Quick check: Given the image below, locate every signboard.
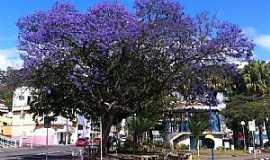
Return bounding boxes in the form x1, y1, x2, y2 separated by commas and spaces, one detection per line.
248, 120, 256, 132
44, 116, 51, 128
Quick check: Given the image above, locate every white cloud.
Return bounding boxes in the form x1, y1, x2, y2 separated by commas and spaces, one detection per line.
243, 27, 270, 51
0, 48, 23, 70
255, 35, 270, 50
243, 27, 257, 39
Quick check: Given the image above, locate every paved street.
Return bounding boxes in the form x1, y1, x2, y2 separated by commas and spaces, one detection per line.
0, 145, 82, 160
198, 154, 270, 160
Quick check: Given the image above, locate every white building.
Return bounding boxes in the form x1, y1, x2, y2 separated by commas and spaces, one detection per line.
11, 87, 77, 146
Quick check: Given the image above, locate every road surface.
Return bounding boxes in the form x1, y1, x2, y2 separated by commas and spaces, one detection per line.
0, 145, 81, 160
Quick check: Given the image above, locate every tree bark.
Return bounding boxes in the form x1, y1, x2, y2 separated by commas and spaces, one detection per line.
101, 112, 115, 155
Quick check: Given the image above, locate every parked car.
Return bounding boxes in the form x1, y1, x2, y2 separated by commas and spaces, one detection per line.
119, 135, 127, 142
75, 138, 89, 147
89, 137, 101, 145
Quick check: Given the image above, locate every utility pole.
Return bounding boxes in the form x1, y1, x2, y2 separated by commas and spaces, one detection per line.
241, 121, 246, 150
207, 94, 215, 160
44, 116, 51, 160
252, 130, 256, 158
248, 120, 256, 159
100, 117, 103, 160
46, 127, 48, 160
66, 118, 69, 145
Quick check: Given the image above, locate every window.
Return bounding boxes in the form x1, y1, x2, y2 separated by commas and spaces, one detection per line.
19, 96, 24, 100
78, 124, 83, 130
27, 96, 31, 105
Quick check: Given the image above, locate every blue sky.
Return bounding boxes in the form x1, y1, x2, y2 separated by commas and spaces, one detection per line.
0, 0, 269, 70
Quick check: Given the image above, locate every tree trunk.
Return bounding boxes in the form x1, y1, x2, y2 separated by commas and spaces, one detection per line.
244, 126, 248, 150
101, 112, 114, 155
258, 123, 264, 148
133, 128, 138, 153
265, 120, 270, 144
148, 129, 153, 142
233, 130, 237, 147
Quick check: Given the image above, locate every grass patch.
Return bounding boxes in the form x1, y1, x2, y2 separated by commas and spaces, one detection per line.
191, 149, 249, 160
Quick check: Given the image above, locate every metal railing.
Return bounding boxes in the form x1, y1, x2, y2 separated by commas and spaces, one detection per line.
0, 135, 17, 148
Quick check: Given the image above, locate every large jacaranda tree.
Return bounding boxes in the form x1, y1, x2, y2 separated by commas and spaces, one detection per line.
17, 0, 254, 153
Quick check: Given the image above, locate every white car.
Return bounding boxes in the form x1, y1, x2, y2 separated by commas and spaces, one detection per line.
119, 135, 127, 142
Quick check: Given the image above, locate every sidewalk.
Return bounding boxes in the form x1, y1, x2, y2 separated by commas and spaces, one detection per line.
198, 153, 270, 160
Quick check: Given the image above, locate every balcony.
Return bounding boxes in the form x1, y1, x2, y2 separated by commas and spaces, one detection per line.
12, 105, 30, 112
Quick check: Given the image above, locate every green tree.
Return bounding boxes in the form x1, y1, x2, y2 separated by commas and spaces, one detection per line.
242, 60, 270, 95
0, 68, 24, 110
128, 113, 157, 143
189, 116, 208, 157
127, 105, 162, 152
223, 61, 270, 148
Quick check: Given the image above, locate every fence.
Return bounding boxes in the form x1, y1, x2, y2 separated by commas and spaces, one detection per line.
0, 135, 17, 148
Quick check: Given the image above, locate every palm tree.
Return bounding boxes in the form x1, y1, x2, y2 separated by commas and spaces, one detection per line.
127, 109, 161, 152
128, 115, 156, 143
241, 60, 270, 148
189, 116, 208, 158
242, 60, 269, 96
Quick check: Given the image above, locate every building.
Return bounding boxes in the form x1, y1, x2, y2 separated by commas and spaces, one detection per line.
0, 99, 8, 114
0, 99, 12, 137
11, 87, 76, 146
162, 93, 231, 149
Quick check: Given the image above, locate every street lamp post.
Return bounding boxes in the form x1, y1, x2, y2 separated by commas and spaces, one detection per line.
100, 117, 103, 160
44, 116, 51, 160
240, 121, 246, 151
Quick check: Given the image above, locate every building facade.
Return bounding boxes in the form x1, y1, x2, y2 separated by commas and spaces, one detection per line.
0, 99, 12, 136
162, 93, 230, 149
11, 87, 76, 146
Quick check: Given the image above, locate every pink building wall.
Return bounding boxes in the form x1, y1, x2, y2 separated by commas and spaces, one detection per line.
13, 135, 56, 146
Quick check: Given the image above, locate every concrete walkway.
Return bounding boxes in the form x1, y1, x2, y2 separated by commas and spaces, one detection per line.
198, 153, 270, 160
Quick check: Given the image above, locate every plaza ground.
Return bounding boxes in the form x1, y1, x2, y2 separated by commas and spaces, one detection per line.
2, 146, 270, 160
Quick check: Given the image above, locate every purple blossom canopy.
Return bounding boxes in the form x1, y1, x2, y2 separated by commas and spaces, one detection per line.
17, 0, 255, 110
18, 2, 138, 69
18, 1, 255, 153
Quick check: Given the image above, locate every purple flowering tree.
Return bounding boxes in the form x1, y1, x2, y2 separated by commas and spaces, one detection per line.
17, 0, 254, 153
